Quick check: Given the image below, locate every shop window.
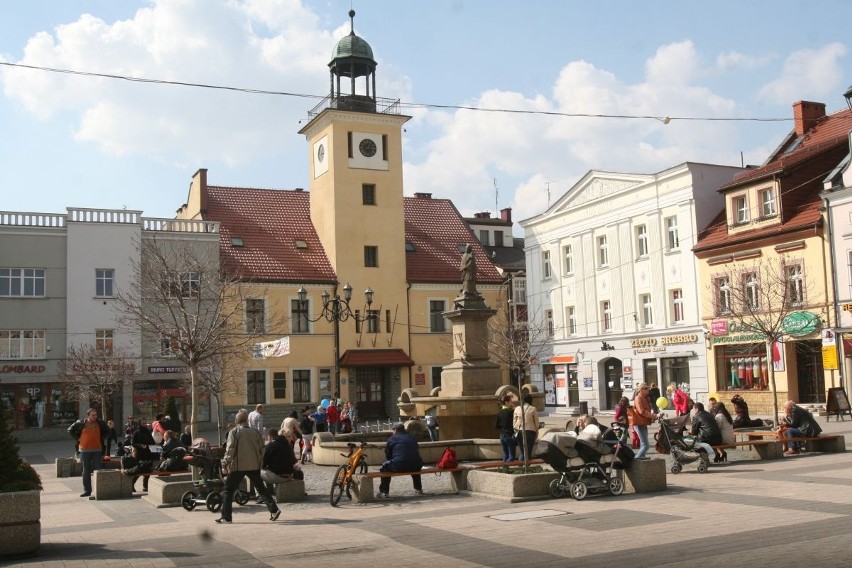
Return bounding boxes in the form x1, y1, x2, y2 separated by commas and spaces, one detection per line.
714, 344, 769, 391
661, 357, 690, 394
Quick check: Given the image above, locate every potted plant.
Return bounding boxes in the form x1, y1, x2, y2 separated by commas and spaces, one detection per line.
0, 401, 43, 558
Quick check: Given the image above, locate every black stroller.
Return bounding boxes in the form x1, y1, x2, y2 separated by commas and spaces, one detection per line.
534, 423, 632, 501
180, 439, 251, 512
654, 415, 710, 474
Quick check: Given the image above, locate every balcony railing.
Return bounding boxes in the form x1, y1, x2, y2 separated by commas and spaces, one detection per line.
68, 207, 141, 224
307, 95, 402, 119
0, 211, 66, 227
143, 218, 220, 233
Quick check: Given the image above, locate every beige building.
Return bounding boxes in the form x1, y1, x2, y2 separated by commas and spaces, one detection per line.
695, 100, 852, 414
176, 13, 503, 421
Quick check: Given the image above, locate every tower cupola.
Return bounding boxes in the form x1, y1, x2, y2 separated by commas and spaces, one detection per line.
328, 10, 377, 113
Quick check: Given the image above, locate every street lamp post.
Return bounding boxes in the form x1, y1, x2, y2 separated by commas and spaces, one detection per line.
297, 283, 374, 396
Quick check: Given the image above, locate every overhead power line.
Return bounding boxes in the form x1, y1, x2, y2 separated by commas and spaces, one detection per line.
0, 60, 795, 124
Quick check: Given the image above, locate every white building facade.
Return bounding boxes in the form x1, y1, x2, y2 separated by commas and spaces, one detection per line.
521, 163, 743, 412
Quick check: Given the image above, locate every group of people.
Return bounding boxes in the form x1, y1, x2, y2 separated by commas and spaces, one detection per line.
302, 398, 359, 435
494, 393, 541, 463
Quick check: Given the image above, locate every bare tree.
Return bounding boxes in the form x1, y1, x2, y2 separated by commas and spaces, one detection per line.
115, 234, 278, 439
193, 352, 244, 445
58, 344, 137, 417
486, 305, 552, 468
710, 256, 823, 422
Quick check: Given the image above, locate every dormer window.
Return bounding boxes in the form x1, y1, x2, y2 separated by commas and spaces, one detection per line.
734, 195, 749, 225
295, 240, 308, 249
760, 188, 777, 218
405, 242, 416, 252
230, 237, 244, 247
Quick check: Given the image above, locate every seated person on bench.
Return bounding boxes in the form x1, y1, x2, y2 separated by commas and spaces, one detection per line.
259, 428, 301, 504
781, 400, 822, 455
689, 402, 722, 461
378, 422, 424, 499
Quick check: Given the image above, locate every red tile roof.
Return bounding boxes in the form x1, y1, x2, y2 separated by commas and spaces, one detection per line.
206, 186, 337, 283
404, 196, 503, 284
339, 349, 414, 367
694, 111, 850, 255
203, 185, 503, 285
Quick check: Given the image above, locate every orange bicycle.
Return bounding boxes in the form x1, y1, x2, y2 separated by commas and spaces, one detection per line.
330, 440, 371, 506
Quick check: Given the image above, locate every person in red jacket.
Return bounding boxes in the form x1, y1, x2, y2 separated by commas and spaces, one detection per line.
667, 384, 690, 416
326, 400, 341, 435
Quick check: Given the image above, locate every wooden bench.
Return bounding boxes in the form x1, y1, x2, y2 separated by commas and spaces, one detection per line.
712, 433, 845, 460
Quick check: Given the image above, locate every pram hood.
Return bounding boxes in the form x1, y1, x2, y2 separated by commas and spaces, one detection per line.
534, 432, 581, 457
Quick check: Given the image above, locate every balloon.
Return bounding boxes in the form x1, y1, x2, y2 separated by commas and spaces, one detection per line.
656, 397, 669, 410
321, 398, 330, 409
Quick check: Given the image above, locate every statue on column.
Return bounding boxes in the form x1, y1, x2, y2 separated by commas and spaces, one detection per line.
460, 244, 478, 296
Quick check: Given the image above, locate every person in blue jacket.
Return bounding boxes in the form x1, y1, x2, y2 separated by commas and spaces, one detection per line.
378, 422, 424, 499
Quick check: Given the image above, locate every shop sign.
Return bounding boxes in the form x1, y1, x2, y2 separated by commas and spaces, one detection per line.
782, 311, 820, 337
711, 333, 764, 345
842, 303, 852, 312
148, 366, 188, 374
74, 363, 135, 373
660, 334, 698, 345
0, 364, 47, 374
711, 319, 728, 336
823, 345, 838, 370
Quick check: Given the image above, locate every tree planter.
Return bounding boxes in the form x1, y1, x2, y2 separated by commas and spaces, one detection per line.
0, 490, 40, 557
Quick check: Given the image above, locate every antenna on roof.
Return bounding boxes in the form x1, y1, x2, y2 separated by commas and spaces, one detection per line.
493, 178, 499, 215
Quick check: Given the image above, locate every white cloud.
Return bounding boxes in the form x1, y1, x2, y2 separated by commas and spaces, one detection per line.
758, 43, 848, 104
406, 40, 745, 226
715, 50, 773, 71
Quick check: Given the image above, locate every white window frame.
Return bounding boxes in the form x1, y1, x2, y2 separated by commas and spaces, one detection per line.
542, 250, 552, 279
786, 264, 804, 306
602, 301, 612, 332
0, 268, 46, 297
598, 236, 609, 267
716, 277, 731, 315
671, 289, 684, 324
95, 329, 114, 355
641, 294, 654, 328
666, 217, 680, 251
0, 330, 46, 359
545, 309, 554, 337
636, 224, 649, 258
745, 272, 760, 310
760, 188, 777, 218
95, 269, 114, 298
563, 244, 574, 275
566, 306, 577, 336
848, 250, 852, 298
734, 195, 749, 224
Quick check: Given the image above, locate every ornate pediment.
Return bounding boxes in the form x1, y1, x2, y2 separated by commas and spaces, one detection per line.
568, 177, 641, 207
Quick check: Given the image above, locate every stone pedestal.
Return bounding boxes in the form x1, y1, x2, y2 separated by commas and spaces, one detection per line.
623, 459, 667, 493
93, 469, 135, 500
144, 474, 194, 508
810, 435, 846, 452
463, 469, 559, 502
0, 491, 40, 557
55, 457, 82, 478
274, 479, 306, 502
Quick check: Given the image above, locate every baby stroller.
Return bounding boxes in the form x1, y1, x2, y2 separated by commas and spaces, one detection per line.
180, 438, 251, 512
654, 415, 710, 474
534, 423, 631, 501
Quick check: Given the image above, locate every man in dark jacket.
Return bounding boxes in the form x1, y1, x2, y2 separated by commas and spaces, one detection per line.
259, 428, 299, 502
495, 396, 516, 463
690, 402, 722, 459
67, 408, 109, 497
783, 400, 822, 454
130, 418, 157, 491
378, 422, 424, 499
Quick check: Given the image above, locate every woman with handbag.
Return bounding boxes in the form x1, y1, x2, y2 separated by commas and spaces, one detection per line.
629, 383, 659, 459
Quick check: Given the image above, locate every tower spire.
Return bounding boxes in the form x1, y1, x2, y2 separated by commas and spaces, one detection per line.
349, 9, 356, 35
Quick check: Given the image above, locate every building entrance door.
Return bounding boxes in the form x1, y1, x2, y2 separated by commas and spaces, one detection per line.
354, 366, 385, 419
602, 358, 623, 410
567, 368, 579, 406
796, 340, 825, 403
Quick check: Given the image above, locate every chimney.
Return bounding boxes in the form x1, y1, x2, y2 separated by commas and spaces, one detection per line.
793, 101, 826, 136
500, 207, 512, 223
474, 212, 491, 219
414, 192, 432, 199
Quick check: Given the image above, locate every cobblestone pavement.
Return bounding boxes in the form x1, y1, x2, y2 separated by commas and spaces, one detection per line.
9, 417, 852, 568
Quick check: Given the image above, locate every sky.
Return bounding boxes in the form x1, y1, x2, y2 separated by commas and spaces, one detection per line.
2, 0, 852, 231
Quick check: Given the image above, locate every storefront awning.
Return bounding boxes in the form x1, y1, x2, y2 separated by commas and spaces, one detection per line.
339, 349, 415, 367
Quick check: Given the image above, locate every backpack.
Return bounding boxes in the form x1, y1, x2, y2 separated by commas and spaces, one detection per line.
436, 447, 458, 470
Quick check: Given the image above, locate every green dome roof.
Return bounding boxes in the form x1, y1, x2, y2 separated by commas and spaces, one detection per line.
331, 32, 375, 62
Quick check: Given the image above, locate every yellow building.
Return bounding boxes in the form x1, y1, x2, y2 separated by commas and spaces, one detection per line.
694, 101, 851, 415
176, 12, 503, 422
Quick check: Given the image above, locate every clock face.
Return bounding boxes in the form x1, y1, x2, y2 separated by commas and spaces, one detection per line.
359, 138, 377, 158
317, 143, 325, 163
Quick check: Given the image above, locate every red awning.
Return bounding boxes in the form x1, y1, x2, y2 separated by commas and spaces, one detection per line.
339, 349, 415, 367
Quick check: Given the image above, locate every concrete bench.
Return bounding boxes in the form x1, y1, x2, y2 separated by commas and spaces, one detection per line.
92, 469, 136, 500
712, 440, 785, 460
352, 467, 465, 503
274, 479, 306, 502
55, 457, 82, 478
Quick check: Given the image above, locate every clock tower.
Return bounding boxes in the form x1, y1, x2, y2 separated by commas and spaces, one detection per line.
298, 10, 412, 405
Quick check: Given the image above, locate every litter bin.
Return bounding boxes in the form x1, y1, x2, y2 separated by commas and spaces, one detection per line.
578, 401, 588, 415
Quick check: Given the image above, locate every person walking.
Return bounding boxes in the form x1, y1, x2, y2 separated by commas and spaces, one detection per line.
216, 410, 280, 524
513, 394, 540, 461
629, 383, 660, 459
67, 408, 108, 497
495, 396, 516, 463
